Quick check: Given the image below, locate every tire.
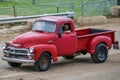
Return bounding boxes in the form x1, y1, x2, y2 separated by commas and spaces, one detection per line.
91, 43, 108, 63
63, 55, 75, 59
8, 62, 22, 67
35, 52, 51, 71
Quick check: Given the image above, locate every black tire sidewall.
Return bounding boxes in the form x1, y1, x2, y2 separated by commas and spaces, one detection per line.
91, 43, 108, 63
35, 52, 51, 71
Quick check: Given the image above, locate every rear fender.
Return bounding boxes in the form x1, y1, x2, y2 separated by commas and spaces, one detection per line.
33, 44, 57, 62
87, 36, 112, 54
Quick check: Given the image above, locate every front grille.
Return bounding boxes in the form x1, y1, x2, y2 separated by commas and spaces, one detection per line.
3, 47, 34, 60
7, 54, 29, 59
5, 47, 28, 54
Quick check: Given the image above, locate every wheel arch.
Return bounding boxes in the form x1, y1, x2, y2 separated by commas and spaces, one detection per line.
91, 43, 108, 63
87, 36, 112, 54
33, 44, 58, 62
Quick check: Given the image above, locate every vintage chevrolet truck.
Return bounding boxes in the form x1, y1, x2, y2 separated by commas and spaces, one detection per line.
2, 16, 119, 71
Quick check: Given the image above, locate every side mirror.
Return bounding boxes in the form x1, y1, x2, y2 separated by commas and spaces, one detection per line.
58, 26, 63, 38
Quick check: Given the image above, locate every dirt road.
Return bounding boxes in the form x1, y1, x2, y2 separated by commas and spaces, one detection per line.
0, 18, 120, 80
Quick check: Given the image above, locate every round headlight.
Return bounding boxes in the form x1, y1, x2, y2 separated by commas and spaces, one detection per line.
29, 47, 34, 53
2, 43, 8, 50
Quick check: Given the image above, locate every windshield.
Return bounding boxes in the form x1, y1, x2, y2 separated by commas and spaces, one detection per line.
32, 21, 56, 33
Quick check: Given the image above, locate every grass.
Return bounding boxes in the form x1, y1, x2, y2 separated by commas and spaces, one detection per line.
0, 0, 75, 6
0, 2, 29, 7
0, 0, 82, 18
0, 1, 74, 15
0, 0, 117, 19
0, 1, 30, 15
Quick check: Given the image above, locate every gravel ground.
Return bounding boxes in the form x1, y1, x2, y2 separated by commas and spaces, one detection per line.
0, 18, 120, 80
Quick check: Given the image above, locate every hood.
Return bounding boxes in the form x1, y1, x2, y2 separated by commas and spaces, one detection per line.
12, 31, 55, 48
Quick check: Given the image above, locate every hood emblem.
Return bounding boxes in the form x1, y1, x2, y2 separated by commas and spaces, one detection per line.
12, 44, 21, 47
47, 40, 53, 43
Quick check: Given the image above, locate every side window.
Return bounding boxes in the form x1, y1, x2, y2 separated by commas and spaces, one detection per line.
60, 23, 72, 33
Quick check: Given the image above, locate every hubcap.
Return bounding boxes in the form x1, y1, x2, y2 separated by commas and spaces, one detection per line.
97, 47, 106, 61
40, 56, 48, 67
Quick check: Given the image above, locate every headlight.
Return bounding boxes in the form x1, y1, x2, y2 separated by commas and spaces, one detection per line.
29, 47, 34, 53
2, 43, 8, 50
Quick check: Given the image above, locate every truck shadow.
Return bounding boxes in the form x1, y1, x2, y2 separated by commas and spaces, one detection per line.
6, 56, 93, 72
6, 64, 35, 72
51, 57, 92, 68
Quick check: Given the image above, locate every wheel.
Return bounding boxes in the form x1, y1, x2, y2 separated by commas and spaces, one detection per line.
35, 52, 51, 71
91, 43, 108, 63
63, 55, 75, 59
8, 62, 22, 67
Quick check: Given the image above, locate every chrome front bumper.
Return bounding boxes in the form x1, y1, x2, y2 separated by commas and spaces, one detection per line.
2, 47, 35, 63
2, 57, 35, 63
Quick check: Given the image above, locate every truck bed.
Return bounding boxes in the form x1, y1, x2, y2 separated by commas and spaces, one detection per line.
76, 28, 111, 37
76, 28, 115, 51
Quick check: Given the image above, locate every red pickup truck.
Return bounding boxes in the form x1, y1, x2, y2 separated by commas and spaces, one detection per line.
2, 16, 119, 71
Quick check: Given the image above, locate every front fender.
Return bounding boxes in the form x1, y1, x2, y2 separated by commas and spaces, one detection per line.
33, 44, 57, 62
87, 36, 112, 54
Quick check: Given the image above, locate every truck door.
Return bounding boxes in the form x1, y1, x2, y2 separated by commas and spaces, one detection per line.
57, 23, 77, 56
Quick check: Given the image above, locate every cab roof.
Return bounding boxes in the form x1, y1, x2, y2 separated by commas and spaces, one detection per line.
36, 16, 72, 23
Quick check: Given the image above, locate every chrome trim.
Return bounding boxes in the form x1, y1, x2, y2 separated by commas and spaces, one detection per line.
7, 47, 29, 51
2, 57, 35, 63
3, 47, 29, 55
12, 44, 21, 47
3, 47, 35, 63
3, 50, 29, 55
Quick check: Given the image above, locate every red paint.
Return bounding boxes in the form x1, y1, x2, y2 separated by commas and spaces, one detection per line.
7, 16, 115, 62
